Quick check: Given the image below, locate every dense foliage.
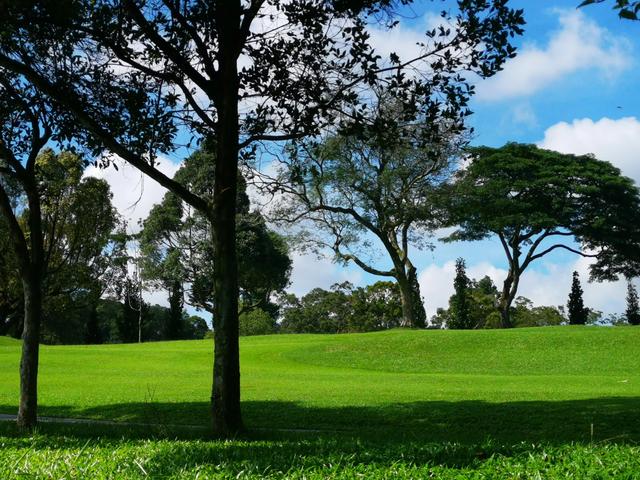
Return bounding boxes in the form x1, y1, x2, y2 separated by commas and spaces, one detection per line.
567, 271, 589, 325
139, 146, 292, 323
433, 273, 565, 329
279, 281, 403, 334
440, 143, 640, 327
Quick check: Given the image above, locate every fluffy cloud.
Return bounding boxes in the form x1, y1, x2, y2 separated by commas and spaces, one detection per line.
419, 257, 631, 319
538, 116, 640, 183
476, 10, 630, 102
287, 252, 364, 297
84, 155, 181, 233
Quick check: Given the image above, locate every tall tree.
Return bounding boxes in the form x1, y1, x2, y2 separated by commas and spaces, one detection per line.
567, 271, 588, 325
267, 94, 470, 328
0, 0, 524, 434
440, 143, 640, 328
449, 258, 472, 329
625, 280, 640, 325
0, 72, 94, 428
139, 146, 292, 324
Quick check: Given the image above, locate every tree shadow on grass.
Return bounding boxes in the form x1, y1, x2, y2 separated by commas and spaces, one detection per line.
1, 396, 639, 444
1, 398, 640, 476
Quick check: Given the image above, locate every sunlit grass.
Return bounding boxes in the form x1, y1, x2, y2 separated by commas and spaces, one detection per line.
1, 326, 639, 478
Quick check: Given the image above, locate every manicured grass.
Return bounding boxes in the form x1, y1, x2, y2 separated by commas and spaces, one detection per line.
1, 327, 640, 478
2, 426, 640, 479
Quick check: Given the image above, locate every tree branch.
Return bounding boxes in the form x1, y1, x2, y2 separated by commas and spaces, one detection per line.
337, 252, 395, 277
528, 243, 598, 263
123, 0, 213, 96
0, 181, 29, 272
0, 54, 211, 214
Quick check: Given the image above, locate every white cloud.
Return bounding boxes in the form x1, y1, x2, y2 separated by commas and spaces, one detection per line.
84, 155, 181, 233
287, 252, 363, 297
510, 102, 538, 128
476, 9, 631, 102
538, 116, 640, 184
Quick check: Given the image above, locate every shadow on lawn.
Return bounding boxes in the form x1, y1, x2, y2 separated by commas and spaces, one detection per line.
1, 398, 640, 475
1, 396, 639, 444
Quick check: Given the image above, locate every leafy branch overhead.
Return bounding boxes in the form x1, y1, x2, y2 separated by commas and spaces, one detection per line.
578, 0, 640, 20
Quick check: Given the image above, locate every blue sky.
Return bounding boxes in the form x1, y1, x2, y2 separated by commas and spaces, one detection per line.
87, 1, 640, 320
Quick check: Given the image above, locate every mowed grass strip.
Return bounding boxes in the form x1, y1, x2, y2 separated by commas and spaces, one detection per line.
1, 327, 640, 442
2, 327, 640, 478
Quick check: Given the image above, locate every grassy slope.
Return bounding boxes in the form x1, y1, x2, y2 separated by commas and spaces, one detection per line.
1, 327, 639, 440
2, 327, 640, 478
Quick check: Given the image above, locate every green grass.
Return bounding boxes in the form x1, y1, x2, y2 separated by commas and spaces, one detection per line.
1, 327, 640, 478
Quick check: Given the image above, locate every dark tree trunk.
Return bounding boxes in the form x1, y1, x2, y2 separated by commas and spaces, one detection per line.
498, 270, 518, 328
85, 301, 102, 344
16, 269, 41, 430
167, 279, 184, 340
210, 0, 243, 436
397, 267, 426, 329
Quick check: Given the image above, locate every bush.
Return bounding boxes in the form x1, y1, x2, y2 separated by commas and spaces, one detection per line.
239, 308, 275, 336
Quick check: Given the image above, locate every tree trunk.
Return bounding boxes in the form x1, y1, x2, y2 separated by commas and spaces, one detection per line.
85, 301, 102, 344
397, 267, 426, 329
210, 0, 243, 436
498, 270, 518, 328
167, 279, 184, 340
16, 269, 41, 430
210, 176, 243, 435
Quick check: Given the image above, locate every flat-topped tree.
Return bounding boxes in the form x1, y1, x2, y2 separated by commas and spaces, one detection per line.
0, 0, 524, 433
440, 143, 640, 328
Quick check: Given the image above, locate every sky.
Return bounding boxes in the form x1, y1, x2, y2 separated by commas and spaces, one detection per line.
87, 1, 640, 320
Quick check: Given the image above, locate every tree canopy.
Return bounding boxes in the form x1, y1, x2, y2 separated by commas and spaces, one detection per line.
139, 146, 292, 322
440, 143, 640, 327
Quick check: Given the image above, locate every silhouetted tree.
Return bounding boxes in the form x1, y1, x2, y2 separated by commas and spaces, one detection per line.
625, 280, 640, 325
449, 258, 472, 329
567, 271, 589, 325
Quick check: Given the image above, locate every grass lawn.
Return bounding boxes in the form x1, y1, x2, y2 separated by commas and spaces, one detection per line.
1, 327, 640, 478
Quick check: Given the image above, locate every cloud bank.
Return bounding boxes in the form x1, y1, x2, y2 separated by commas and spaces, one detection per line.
477, 10, 630, 102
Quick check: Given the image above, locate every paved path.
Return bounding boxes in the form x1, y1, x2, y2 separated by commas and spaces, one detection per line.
0, 413, 331, 434
0, 413, 206, 430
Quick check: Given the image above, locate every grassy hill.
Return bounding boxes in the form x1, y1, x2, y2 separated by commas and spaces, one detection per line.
2, 327, 640, 478
1, 327, 639, 441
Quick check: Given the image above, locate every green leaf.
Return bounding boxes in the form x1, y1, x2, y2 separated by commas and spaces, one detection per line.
577, 0, 603, 7
619, 8, 639, 19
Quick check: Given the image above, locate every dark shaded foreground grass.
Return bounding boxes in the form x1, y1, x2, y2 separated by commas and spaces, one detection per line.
2, 397, 640, 479
1, 421, 639, 479
2, 397, 640, 443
